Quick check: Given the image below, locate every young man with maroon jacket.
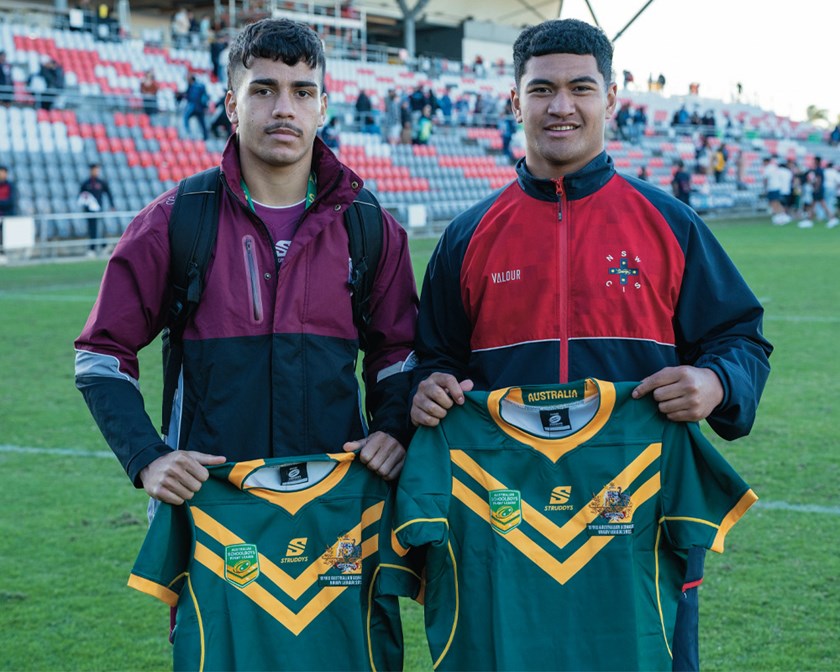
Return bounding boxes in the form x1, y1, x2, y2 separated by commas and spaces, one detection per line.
410, 19, 772, 442
75, 19, 418, 504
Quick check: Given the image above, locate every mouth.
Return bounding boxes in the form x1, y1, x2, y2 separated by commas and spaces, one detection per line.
265, 124, 301, 137
545, 123, 579, 133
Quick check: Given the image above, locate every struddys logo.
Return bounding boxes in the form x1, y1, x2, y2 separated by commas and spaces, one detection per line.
224, 543, 260, 587
605, 250, 641, 292
586, 483, 635, 536
318, 535, 363, 587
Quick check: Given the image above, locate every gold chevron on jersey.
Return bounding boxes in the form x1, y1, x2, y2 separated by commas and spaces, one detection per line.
450, 445, 662, 584
189, 501, 383, 635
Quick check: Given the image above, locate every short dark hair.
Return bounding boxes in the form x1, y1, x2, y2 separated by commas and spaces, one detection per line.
227, 18, 326, 92
513, 19, 613, 88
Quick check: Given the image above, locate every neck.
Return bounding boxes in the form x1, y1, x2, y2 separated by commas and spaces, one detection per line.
240, 154, 313, 207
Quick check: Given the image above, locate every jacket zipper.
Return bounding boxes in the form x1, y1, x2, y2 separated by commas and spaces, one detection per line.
243, 236, 264, 322
554, 177, 569, 383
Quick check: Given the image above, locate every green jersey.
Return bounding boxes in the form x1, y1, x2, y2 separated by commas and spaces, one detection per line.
129, 452, 418, 671
394, 379, 757, 671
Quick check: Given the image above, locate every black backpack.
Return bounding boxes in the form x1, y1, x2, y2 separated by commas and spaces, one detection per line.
161, 166, 383, 435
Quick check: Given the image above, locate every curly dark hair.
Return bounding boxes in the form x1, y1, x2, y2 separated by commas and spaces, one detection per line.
513, 19, 613, 88
227, 18, 326, 92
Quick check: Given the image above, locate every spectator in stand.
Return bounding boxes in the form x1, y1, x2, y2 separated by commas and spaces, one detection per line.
473, 93, 486, 126
454, 94, 470, 126
472, 55, 485, 77
672, 104, 690, 128
631, 105, 647, 143
180, 74, 209, 140
637, 165, 649, 181
671, 159, 692, 206
354, 89, 375, 132
171, 8, 190, 48
615, 102, 631, 141
139, 70, 159, 117
320, 116, 341, 150
734, 149, 747, 190
829, 124, 840, 147
695, 135, 711, 176
438, 87, 453, 126
78, 163, 114, 255
399, 98, 413, 144
499, 99, 517, 164
0, 51, 12, 104
32, 57, 65, 111
383, 89, 402, 144
413, 104, 433, 145
713, 143, 729, 183
209, 19, 229, 81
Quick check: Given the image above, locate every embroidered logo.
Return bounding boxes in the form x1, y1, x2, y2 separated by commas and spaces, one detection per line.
489, 489, 522, 534
586, 483, 635, 536
224, 543, 260, 587
318, 535, 363, 587
606, 250, 641, 292
281, 537, 310, 564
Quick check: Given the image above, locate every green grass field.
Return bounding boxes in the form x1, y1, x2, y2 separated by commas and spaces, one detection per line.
1, 218, 838, 670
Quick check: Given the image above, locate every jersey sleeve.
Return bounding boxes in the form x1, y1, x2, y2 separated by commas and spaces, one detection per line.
394, 424, 453, 551
127, 503, 192, 607
659, 421, 758, 554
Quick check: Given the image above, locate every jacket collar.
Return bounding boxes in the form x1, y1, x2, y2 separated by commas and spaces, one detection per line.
219, 135, 364, 208
515, 151, 615, 202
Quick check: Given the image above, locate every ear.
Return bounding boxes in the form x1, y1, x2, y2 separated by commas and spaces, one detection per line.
605, 82, 618, 120
318, 91, 328, 128
225, 90, 237, 125
511, 87, 523, 124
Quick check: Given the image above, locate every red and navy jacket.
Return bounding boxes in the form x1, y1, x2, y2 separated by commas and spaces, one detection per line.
75, 137, 418, 486
414, 152, 772, 440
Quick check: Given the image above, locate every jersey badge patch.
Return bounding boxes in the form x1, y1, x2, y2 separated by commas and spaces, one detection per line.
318, 535, 363, 587
489, 489, 522, 534
224, 543, 260, 587
605, 250, 642, 293
587, 483, 635, 536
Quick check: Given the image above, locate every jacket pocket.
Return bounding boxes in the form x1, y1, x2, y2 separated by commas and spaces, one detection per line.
242, 235, 264, 323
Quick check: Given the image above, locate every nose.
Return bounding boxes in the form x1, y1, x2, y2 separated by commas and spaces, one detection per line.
547, 90, 575, 117
272, 90, 295, 117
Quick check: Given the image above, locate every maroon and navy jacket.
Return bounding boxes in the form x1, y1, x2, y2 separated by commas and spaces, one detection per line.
414, 152, 772, 440
75, 137, 418, 486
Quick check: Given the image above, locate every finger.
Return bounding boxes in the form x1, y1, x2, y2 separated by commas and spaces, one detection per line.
410, 407, 442, 428
459, 379, 475, 393
377, 450, 406, 481
189, 451, 228, 465
343, 439, 365, 452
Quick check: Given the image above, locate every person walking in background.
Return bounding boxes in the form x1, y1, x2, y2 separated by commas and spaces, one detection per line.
78, 163, 113, 255
139, 70, 159, 117
713, 143, 729, 183
180, 74, 209, 140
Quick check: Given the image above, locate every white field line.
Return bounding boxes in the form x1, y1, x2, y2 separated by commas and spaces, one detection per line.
1, 444, 838, 515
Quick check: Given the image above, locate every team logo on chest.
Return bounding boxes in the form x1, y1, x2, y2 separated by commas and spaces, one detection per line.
224, 543, 260, 587
605, 250, 642, 292
489, 489, 522, 534
318, 535, 363, 587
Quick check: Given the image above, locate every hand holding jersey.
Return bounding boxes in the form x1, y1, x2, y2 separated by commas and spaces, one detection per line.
343, 430, 407, 480
139, 450, 227, 505
413, 366, 724, 429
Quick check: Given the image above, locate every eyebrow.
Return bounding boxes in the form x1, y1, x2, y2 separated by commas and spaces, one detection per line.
525, 75, 600, 88
248, 78, 320, 89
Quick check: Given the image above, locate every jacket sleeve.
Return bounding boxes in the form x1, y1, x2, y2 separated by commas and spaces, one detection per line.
412, 225, 474, 386
361, 208, 419, 446
74, 199, 175, 485
675, 215, 773, 440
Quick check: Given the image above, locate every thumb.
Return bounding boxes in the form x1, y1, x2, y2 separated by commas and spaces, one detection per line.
343, 439, 366, 452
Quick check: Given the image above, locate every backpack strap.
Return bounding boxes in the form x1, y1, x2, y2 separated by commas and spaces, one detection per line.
344, 187, 383, 353
161, 166, 221, 435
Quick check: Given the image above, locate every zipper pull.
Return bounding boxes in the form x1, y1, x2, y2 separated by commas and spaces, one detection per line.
553, 177, 564, 221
